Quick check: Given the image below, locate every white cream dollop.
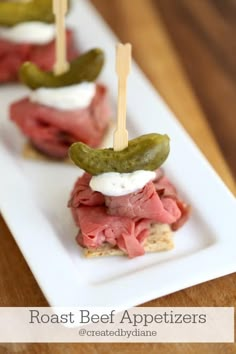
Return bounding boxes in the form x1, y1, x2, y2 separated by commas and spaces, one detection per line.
0, 21, 55, 44
29, 82, 96, 110
89, 170, 156, 197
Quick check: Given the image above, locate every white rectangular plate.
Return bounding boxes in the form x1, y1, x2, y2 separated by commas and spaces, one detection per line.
0, 0, 235, 308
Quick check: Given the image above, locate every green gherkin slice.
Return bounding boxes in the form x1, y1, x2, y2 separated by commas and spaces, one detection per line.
0, 0, 54, 27
19, 49, 105, 89
69, 133, 170, 175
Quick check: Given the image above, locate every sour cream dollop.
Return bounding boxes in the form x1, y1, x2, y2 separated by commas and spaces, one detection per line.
30, 82, 96, 110
89, 170, 156, 197
0, 21, 55, 44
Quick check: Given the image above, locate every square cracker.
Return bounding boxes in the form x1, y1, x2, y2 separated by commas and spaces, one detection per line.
84, 223, 174, 258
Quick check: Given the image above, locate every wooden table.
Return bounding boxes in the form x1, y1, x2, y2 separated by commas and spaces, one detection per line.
0, 1, 235, 353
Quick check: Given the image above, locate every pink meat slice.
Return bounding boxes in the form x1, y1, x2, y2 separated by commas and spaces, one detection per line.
0, 29, 77, 83
68, 173, 105, 208
10, 84, 111, 158
153, 175, 177, 197
0, 40, 30, 82
105, 181, 181, 224
154, 174, 190, 230
171, 200, 191, 231
75, 206, 150, 258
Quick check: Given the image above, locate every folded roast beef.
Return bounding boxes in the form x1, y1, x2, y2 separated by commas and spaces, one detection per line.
0, 29, 77, 83
76, 206, 150, 258
69, 170, 190, 258
10, 84, 111, 158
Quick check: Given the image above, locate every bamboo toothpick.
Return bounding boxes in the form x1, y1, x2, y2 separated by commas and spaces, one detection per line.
113, 43, 132, 151
53, 0, 69, 75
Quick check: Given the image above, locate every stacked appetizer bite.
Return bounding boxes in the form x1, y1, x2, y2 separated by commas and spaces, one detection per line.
10, 49, 111, 159
10, 0, 111, 160
68, 44, 190, 259
68, 135, 189, 259
0, 0, 77, 83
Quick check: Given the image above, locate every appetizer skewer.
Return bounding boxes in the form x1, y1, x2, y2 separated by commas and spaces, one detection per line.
53, 0, 69, 75
10, 0, 112, 160
68, 44, 190, 259
0, 0, 77, 83
113, 43, 131, 151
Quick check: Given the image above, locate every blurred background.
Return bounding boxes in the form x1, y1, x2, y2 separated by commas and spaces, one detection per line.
91, 0, 236, 179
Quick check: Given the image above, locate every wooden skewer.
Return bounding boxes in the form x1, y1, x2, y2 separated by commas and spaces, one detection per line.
113, 43, 132, 151
53, 0, 69, 75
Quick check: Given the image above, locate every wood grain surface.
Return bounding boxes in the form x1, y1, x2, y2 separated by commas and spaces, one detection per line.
0, 0, 235, 353
156, 0, 236, 177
